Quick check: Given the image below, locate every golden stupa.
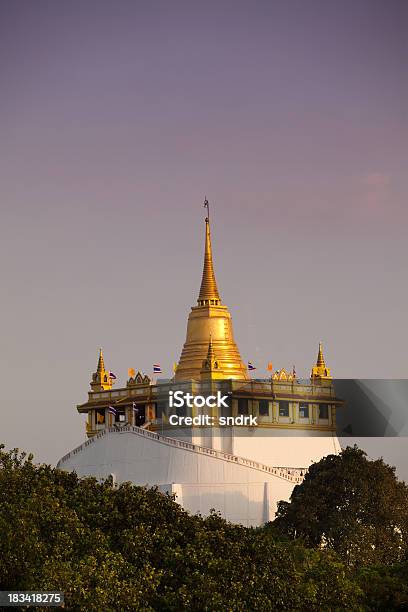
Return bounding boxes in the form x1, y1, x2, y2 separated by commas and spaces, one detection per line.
175, 207, 248, 381
311, 342, 332, 380
75, 202, 343, 443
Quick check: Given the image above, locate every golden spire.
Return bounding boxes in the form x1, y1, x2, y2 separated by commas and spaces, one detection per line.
175, 205, 248, 382
206, 334, 215, 361
200, 333, 224, 380
90, 347, 113, 392
97, 348, 105, 373
311, 342, 331, 380
197, 206, 221, 306
316, 342, 325, 368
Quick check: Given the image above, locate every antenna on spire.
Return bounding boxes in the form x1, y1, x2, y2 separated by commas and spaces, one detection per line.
203, 196, 210, 222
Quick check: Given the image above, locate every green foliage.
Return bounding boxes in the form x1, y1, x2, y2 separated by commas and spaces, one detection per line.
0, 443, 405, 610
356, 562, 408, 611
274, 445, 408, 568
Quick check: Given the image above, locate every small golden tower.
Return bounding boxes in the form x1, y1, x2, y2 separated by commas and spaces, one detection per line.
311, 342, 332, 380
90, 348, 113, 391
175, 204, 248, 381
200, 334, 226, 380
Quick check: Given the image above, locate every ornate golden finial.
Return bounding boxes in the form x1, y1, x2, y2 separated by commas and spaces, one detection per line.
91, 347, 113, 392
201, 334, 224, 379
311, 342, 331, 380
198, 200, 221, 306
206, 333, 215, 361
316, 342, 325, 368
97, 348, 105, 373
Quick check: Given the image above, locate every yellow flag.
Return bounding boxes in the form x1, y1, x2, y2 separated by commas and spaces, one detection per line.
173, 362, 178, 373
267, 362, 273, 371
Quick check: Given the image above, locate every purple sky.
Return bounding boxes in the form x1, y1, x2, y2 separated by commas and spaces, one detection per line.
0, 0, 407, 469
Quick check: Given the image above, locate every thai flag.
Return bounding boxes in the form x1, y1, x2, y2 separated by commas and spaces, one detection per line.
109, 372, 117, 380
248, 361, 256, 371
153, 364, 162, 373
108, 405, 117, 416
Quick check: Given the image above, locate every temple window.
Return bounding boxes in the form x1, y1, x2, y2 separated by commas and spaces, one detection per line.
319, 404, 329, 419
259, 400, 269, 416
279, 401, 289, 417
237, 398, 248, 415
96, 409, 105, 425
116, 410, 125, 423
299, 404, 309, 418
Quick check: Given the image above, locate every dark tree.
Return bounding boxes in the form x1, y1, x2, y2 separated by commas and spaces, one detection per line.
0, 443, 365, 611
274, 445, 408, 567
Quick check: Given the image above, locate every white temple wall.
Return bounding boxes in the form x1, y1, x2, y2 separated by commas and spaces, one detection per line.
156, 426, 341, 467
231, 431, 341, 467
58, 430, 298, 526
161, 480, 293, 526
